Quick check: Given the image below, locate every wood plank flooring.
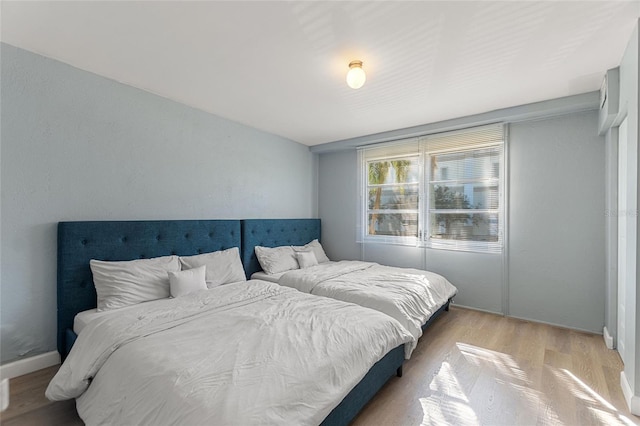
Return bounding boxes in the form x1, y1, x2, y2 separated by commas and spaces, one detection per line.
352, 307, 638, 426
0, 365, 82, 426
1, 306, 637, 425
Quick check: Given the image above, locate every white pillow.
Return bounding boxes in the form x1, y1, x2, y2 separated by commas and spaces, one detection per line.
169, 265, 207, 297
294, 239, 330, 263
90, 255, 180, 311
255, 245, 299, 274
179, 247, 246, 288
296, 250, 318, 269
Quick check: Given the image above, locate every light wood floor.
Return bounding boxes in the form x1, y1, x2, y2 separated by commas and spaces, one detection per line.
352, 307, 639, 426
1, 306, 638, 426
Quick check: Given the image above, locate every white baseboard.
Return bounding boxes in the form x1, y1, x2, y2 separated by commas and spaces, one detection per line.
0, 351, 60, 380
603, 326, 615, 349
449, 303, 503, 316
505, 313, 601, 334
1, 379, 8, 412
620, 370, 640, 415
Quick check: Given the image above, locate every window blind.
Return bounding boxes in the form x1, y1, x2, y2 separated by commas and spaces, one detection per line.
423, 124, 504, 154
357, 137, 421, 160
357, 124, 504, 159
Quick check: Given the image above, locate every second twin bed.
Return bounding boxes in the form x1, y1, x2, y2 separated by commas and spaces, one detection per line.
242, 219, 458, 358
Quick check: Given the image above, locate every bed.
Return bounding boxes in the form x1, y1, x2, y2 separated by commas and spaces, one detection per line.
49, 220, 411, 425
241, 219, 458, 358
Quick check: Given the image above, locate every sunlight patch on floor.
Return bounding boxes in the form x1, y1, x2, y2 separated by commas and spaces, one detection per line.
422, 342, 556, 425
503, 380, 545, 414
555, 368, 637, 426
417, 342, 636, 426
457, 342, 531, 385
420, 361, 479, 426
562, 368, 615, 410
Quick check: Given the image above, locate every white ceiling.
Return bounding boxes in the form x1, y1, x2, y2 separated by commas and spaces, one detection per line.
2, 1, 639, 146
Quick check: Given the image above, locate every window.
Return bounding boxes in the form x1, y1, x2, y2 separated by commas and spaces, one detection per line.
358, 124, 504, 253
367, 155, 420, 238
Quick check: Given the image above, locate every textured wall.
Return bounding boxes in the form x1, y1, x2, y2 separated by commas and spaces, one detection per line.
0, 44, 316, 363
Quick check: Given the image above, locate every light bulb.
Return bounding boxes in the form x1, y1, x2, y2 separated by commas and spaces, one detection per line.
346, 60, 366, 89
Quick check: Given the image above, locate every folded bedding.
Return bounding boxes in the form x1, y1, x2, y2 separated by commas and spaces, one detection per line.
72, 278, 250, 335
261, 260, 458, 358
48, 280, 411, 426
251, 270, 286, 283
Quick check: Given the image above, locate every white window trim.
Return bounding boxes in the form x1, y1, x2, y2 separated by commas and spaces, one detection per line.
424, 142, 504, 254
357, 124, 505, 254
360, 152, 422, 246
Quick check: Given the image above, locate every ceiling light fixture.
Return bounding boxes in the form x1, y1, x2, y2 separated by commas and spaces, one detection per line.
346, 60, 366, 89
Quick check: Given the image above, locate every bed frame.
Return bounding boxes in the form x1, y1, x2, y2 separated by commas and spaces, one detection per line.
56, 219, 403, 426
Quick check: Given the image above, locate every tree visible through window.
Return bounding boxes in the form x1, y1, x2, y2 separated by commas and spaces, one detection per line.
367, 157, 419, 237
360, 125, 504, 253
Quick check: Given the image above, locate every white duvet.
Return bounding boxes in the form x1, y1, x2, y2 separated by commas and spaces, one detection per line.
278, 261, 458, 358
46, 280, 411, 426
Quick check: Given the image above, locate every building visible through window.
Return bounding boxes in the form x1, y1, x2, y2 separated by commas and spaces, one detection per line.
359, 124, 504, 253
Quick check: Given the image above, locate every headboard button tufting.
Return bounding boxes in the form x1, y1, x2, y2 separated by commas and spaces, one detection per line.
56, 219, 242, 359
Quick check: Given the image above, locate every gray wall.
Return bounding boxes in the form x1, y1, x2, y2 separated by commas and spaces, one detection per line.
0, 44, 316, 363
614, 22, 639, 402
318, 110, 605, 332
508, 112, 604, 331
604, 126, 618, 345
317, 149, 361, 262
628, 21, 640, 407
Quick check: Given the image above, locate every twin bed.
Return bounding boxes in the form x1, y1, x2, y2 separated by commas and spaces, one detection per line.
48, 219, 456, 425
242, 219, 457, 358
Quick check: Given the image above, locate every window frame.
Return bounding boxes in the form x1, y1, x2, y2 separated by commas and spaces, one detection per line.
358, 124, 505, 253
424, 144, 504, 253
364, 153, 422, 244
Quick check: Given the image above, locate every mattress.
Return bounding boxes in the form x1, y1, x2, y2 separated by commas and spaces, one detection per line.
74, 309, 99, 335
74, 303, 151, 335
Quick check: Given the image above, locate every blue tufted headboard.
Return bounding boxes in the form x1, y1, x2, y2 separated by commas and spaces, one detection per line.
57, 220, 241, 357
241, 219, 321, 279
